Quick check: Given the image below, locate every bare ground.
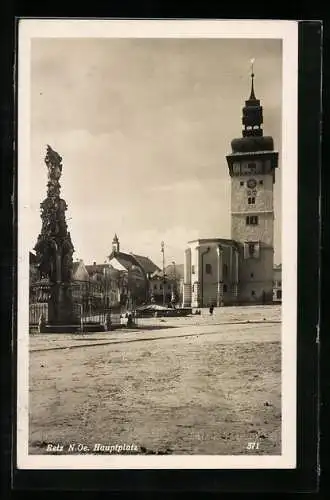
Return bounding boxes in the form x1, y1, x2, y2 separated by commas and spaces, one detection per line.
29, 308, 281, 456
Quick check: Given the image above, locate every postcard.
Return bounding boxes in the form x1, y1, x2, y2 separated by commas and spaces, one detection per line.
17, 19, 298, 470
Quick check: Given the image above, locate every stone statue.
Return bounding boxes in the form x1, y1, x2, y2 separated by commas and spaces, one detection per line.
34, 146, 74, 285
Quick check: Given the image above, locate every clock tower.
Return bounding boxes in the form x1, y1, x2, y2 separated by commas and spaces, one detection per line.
226, 61, 279, 303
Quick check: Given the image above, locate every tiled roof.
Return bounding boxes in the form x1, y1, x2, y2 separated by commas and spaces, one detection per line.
85, 263, 109, 275
110, 253, 138, 269
131, 254, 161, 274
109, 251, 160, 275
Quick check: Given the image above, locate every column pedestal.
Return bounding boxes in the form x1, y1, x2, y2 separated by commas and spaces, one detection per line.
46, 282, 80, 332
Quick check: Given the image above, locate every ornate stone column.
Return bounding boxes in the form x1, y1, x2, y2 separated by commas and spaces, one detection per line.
216, 245, 224, 307
34, 145, 77, 330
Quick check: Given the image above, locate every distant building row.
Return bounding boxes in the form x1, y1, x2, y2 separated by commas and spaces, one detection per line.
30, 234, 281, 310
30, 234, 184, 309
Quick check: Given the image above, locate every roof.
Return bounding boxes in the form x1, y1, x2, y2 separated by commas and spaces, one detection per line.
29, 251, 37, 264
131, 254, 161, 274
187, 238, 238, 246
85, 263, 109, 275
108, 251, 160, 275
85, 263, 122, 279
109, 252, 138, 269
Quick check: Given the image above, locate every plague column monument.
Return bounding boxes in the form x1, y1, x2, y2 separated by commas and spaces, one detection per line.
34, 145, 77, 331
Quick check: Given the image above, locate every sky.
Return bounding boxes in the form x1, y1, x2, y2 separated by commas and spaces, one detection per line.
29, 37, 282, 269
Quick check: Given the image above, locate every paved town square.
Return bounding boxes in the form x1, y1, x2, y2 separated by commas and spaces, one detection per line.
29, 305, 281, 455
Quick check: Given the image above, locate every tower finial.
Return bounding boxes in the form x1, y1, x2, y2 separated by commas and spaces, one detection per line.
249, 58, 256, 100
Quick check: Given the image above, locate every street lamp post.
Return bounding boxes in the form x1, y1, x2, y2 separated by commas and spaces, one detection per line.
161, 241, 166, 307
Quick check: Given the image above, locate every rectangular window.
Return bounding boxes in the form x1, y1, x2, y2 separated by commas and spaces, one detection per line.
244, 241, 260, 259
205, 263, 212, 274
248, 162, 257, 172
248, 197, 256, 205
246, 215, 259, 225
259, 180, 263, 185
240, 181, 244, 186
191, 265, 195, 274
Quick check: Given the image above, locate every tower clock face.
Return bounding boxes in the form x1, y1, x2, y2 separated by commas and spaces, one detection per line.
247, 178, 257, 189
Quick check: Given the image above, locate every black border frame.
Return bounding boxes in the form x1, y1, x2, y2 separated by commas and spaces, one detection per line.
1, 18, 322, 494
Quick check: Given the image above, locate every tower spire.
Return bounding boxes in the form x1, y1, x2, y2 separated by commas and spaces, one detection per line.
112, 233, 120, 253
241, 58, 263, 137
249, 58, 256, 100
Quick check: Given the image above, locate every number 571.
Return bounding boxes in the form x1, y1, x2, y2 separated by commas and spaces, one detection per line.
247, 442, 259, 450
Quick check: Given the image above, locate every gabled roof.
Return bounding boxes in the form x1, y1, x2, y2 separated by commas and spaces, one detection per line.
131, 254, 161, 274
85, 263, 109, 275
108, 251, 160, 276
109, 252, 138, 269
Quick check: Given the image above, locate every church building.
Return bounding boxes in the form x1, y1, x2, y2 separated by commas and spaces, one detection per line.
183, 65, 279, 307
107, 234, 161, 305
